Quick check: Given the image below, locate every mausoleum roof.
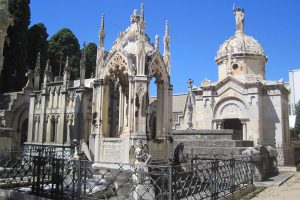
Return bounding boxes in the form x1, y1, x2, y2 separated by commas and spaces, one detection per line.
215, 33, 265, 61
111, 18, 155, 57
215, 8, 267, 63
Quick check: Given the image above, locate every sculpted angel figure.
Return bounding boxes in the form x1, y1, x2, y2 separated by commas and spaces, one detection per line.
129, 140, 152, 184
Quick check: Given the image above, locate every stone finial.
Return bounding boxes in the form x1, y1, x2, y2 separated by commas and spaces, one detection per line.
163, 20, 171, 75
187, 78, 193, 89
164, 20, 169, 37
63, 56, 71, 86
34, 52, 41, 76
43, 59, 51, 89
99, 14, 105, 47
25, 70, 34, 89
64, 56, 70, 75
155, 34, 159, 50
233, 7, 245, 34
163, 20, 170, 51
140, 3, 144, 21
34, 52, 41, 89
131, 9, 139, 23
80, 43, 86, 88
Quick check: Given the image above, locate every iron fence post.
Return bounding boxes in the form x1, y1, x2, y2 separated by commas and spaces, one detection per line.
250, 155, 254, 185
77, 160, 82, 199
169, 165, 173, 200
211, 160, 218, 200
230, 158, 235, 194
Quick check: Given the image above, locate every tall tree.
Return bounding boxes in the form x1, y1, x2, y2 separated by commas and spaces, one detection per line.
27, 23, 48, 73
47, 28, 80, 79
84, 42, 97, 78
1, 0, 31, 92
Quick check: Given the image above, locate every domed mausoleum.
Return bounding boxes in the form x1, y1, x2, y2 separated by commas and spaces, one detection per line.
174, 8, 290, 165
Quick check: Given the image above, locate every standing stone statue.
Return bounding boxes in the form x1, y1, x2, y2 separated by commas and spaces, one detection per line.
234, 7, 245, 34
129, 140, 152, 183
129, 139, 154, 200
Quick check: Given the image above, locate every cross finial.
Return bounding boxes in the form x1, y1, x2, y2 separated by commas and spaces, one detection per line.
187, 78, 193, 88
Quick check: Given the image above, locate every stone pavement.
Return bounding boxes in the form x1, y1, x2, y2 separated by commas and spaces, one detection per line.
251, 172, 300, 200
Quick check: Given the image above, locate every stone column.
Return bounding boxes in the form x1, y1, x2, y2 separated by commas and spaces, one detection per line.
168, 85, 173, 134
102, 83, 110, 137
92, 79, 104, 162
57, 89, 67, 144
128, 77, 134, 133
34, 115, 40, 142
66, 114, 73, 144
156, 82, 164, 138
242, 122, 248, 140
133, 76, 147, 137
118, 87, 124, 133
45, 115, 51, 142
162, 83, 169, 136
39, 92, 47, 143
27, 94, 36, 142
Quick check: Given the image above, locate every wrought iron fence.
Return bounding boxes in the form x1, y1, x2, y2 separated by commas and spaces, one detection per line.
0, 148, 253, 200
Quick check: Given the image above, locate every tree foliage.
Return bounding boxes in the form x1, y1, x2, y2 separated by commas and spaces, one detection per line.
1, 0, 31, 92
84, 43, 97, 78
27, 23, 48, 73
47, 28, 80, 78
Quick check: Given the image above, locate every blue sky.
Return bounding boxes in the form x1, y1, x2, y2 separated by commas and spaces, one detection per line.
30, 0, 300, 94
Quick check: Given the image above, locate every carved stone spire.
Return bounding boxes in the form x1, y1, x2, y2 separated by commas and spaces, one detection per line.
155, 34, 159, 51
96, 14, 106, 78
80, 43, 86, 88
187, 78, 194, 129
163, 20, 171, 75
99, 14, 105, 47
234, 7, 245, 35
140, 3, 144, 22
43, 59, 51, 90
34, 52, 41, 90
63, 56, 70, 86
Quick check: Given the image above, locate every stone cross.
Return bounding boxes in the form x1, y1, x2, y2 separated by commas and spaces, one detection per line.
187, 78, 193, 88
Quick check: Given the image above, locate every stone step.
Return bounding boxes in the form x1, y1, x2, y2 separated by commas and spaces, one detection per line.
184, 146, 249, 155
172, 129, 242, 140
175, 140, 253, 148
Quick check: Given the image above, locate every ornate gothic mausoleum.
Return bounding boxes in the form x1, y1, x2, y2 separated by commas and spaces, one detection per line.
174, 8, 290, 160
25, 5, 173, 164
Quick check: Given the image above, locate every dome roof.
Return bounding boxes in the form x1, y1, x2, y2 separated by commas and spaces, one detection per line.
215, 33, 265, 62
215, 8, 267, 63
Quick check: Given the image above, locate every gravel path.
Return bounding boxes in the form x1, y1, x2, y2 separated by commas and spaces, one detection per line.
251, 172, 300, 200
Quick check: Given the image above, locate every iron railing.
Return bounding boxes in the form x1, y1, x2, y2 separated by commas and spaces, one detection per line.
0, 148, 253, 199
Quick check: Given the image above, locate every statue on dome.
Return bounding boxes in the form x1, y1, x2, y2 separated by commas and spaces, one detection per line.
233, 7, 245, 34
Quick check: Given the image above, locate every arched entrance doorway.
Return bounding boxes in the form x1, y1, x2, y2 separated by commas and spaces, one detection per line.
20, 119, 28, 145
223, 118, 242, 130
